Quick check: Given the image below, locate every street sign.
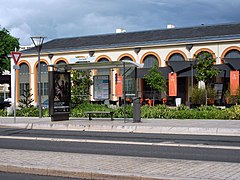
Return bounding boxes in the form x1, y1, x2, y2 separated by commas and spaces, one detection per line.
12, 52, 22, 65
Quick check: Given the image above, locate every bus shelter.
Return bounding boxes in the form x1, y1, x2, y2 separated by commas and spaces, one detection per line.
48, 60, 142, 122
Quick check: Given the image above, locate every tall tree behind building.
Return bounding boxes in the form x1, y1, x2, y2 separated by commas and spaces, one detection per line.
0, 27, 20, 74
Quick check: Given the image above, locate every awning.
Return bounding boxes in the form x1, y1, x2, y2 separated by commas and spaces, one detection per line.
223, 58, 240, 70
167, 61, 194, 73
137, 67, 172, 79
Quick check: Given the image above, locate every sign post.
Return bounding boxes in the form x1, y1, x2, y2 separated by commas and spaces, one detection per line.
12, 52, 21, 123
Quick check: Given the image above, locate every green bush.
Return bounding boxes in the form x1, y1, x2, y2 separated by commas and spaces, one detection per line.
2, 102, 239, 120
16, 107, 39, 117
70, 102, 113, 118
0, 109, 7, 116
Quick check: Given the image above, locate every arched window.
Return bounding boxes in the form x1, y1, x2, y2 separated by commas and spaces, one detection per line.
169, 53, 185, 61
56, 60, 67, 65
196, 51, 213, 59
143, 55, 158, 68
19, 63, 30, 97
97, 58, 110, 75
225, 49, 240, 58
37, 62, 48, 100
119, 56, 134, 96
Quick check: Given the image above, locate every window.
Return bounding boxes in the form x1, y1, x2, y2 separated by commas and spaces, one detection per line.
37, 62, 48, 99
169, 53, 185, 61
143, 55, 158, 68
41, 82, 48, 96
119, 57, 135, 96
97, 58, 110, 75
19, 63, 30, 98
20, 83, 29, 96
225, 49, 240, 58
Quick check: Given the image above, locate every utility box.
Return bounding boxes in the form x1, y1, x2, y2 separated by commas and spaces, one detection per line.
133, 97, 141, 123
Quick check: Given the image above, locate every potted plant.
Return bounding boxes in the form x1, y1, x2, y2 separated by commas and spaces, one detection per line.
207, 87, 217, 105
190, 86, 206, 108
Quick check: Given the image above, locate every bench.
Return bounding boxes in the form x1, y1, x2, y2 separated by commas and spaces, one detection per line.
84, 111, 114, 121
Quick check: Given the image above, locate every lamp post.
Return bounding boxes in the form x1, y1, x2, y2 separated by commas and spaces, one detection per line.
31, 36, 46, 118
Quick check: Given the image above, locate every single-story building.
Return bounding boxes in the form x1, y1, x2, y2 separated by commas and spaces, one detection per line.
12, 23, 240, 106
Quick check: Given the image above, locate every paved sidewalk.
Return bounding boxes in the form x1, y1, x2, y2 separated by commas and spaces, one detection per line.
0, 148, 240, 180
0, 117, 240, 136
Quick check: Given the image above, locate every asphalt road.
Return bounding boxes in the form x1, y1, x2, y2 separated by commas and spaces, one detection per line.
0, 128, 239, 163
0, 172, 82, 180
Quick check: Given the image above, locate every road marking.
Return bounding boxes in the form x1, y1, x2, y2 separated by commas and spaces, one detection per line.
0, 135, 239, 150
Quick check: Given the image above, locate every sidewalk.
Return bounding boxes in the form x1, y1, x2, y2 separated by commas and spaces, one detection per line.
0, 117, 240, 179
0, 117, 240, 136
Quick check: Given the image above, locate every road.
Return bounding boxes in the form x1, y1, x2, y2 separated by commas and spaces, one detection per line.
0, 128, 239, 163
0, 172, 82, 180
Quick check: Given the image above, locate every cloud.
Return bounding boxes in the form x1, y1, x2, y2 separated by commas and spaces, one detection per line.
0, 0, 239, 45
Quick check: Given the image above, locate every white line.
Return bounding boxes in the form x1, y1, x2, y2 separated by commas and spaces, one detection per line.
0, 135, 239, 150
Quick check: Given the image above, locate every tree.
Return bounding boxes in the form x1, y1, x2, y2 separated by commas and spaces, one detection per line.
0, 27, 20, 74
18, 85, 34, 108
194, 52, 219, 105
144, 61, 166, 105
71, 70, 93, 107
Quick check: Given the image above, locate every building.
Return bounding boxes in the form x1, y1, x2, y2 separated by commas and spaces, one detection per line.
13, 23, 240, 106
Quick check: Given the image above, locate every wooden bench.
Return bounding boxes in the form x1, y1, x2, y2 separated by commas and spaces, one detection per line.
85, 111, 114, 121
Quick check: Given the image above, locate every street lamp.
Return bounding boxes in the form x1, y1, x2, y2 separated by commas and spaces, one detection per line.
31, 36, 46, 118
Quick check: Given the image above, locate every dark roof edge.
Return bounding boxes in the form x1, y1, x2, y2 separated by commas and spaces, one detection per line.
21, 34, 240, 56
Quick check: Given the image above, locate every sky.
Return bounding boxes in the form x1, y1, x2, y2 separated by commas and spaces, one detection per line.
0, 0, 240, 45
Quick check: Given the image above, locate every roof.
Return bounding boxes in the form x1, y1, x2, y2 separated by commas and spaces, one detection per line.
23, 23, 240, 55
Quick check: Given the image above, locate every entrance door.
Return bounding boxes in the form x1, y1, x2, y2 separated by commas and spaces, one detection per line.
177, 77, 187, 104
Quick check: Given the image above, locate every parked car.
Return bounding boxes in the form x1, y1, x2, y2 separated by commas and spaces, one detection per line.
0, 98, 12, 109
42, 99, 49, 109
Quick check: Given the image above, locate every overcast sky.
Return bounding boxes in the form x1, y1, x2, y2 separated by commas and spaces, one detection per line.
0, 0, 240, 45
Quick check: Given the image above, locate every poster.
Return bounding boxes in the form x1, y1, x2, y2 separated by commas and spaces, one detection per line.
169, 73, 177, 96
93, 75, 109, 100
230, 71, 239, 96
115, 74, 123, 97
53, 71, 70, 113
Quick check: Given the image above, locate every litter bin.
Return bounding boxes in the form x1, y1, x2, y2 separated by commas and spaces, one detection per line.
133, 97, 141, 123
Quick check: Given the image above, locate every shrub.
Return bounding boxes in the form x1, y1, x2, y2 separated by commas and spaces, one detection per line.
16, 107, 38, 117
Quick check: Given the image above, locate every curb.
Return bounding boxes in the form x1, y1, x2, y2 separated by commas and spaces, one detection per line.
0, 164, 167, 180
1, 123, 240, 136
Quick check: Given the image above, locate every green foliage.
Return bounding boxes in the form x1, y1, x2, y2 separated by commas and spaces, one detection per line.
191, 86, 217, 105
144, 61, 166, 93
226, 105, 240, 119
70, 102, 112, 118
113, 105, 133, 118
71, 70, 93, 107
191, 86, 206, 104
0, 27, 20, 73
18, 85, 34, 108
225, 87, 240, 104
194, 52, 220, 85
16, 107, 39, 117
0, 109, 7, 116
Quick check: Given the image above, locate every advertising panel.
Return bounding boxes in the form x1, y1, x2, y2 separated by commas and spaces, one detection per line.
115, 74, 123, 97
168, 73, 177, 96
93, 75, 109, 100
230, 70, 239, 96
53, 71, 71, 113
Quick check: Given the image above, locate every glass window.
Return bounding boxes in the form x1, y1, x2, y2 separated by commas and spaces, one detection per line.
20, 83, 29, 96
169, 53, 185, 61
19, 63, 30, 98
143, 55, 158, 68
225, 50, 240, 58
196, 51, 213, 59
98, 58, 110, 75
